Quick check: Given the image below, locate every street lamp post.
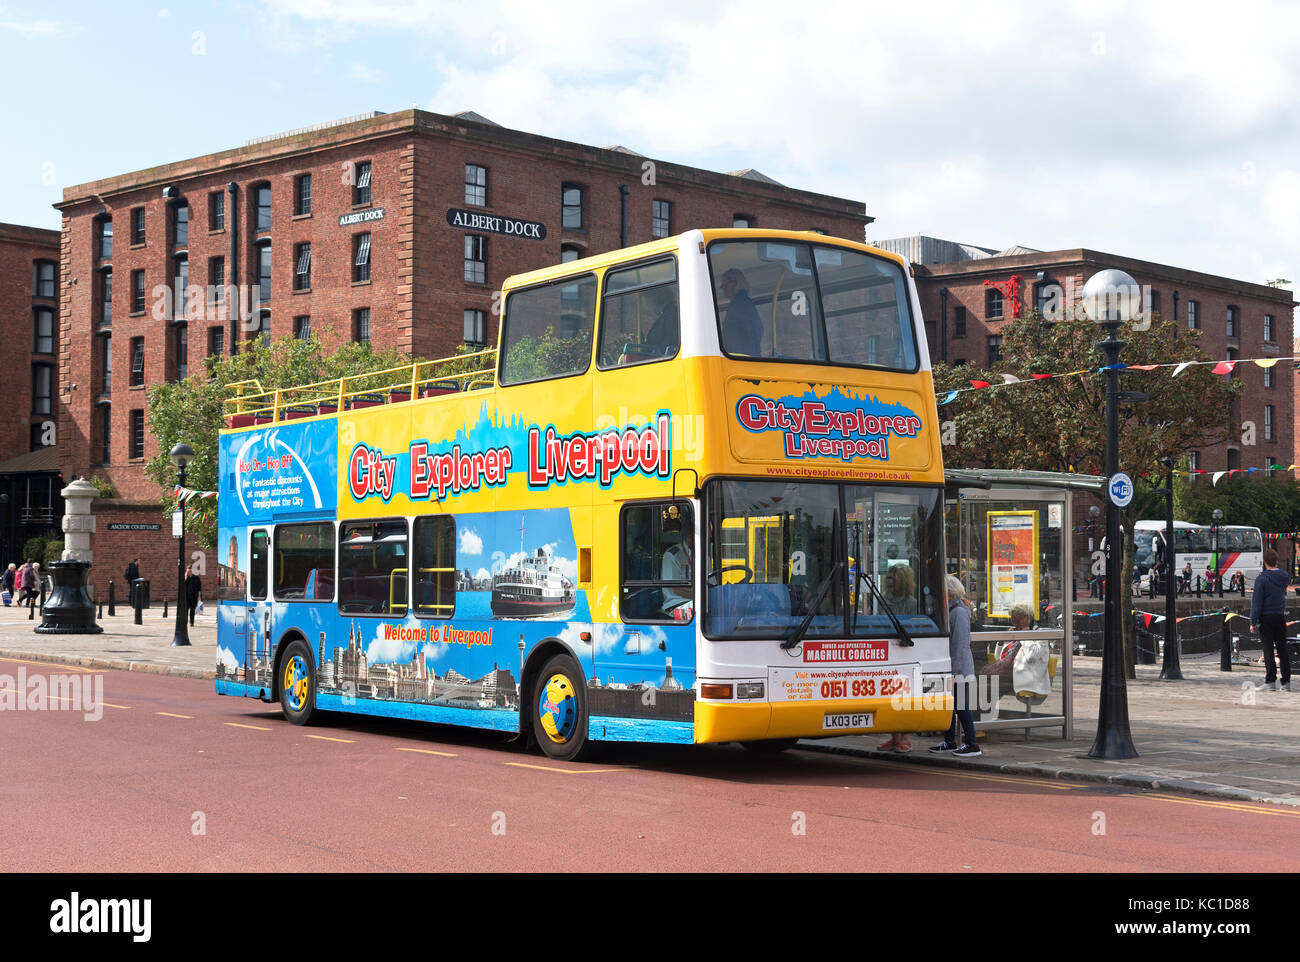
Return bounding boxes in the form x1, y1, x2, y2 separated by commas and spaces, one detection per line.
1159, 456, 1182, 680
1084, 270, 1140, 759
1211, 507, 1224, 598
170, 443, 194, 648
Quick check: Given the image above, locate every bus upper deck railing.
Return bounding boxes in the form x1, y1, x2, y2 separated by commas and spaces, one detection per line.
223, 348, 497, 427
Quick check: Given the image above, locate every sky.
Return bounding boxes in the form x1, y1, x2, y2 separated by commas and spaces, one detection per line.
2, 0, 1298, 287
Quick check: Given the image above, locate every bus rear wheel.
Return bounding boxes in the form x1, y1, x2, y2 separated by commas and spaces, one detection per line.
279, 639, 317, 726
532, 654, 590, 762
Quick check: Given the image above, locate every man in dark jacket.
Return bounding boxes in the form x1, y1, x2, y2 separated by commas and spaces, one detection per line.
1250, 548, 1292, 691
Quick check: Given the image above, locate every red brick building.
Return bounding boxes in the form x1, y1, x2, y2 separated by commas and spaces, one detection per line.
0, 223, 63, 564
55, 108, 870, 596
875, 236, 1297, 476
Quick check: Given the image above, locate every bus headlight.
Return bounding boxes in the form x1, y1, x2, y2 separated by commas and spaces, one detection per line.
736, 682, 765, 699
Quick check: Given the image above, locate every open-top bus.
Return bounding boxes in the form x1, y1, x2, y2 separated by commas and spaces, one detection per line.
215, 228, 952, 759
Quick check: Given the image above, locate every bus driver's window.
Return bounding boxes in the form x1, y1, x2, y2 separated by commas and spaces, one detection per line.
619, 502, 694, 623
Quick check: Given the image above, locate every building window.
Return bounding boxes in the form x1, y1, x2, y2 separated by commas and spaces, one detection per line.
652, 200, 672, 238
131, 269, 146, 313
294, 173, 312, 216
175, 324, 188, 381
1227, 305, 1239, 338
986, 287, 1003, 320
256, 243, 271, 307
353, 232, 371, 283
254, 184, 271, 232
464, 309, 486, 349
130, 409, 145, 460
293, 242, 311, 291
98, 270, 112, 326
465, 164, 487, 206
1188, 451, 1198, 476
953, 305, 967, 338
172, 256, 188, 320
464, 235, 486, 284
732, 215, 753, 228
208, 326, 224, 358
1225, 347, 1238, 380
1264, 365, 1274, 389
353, 307, 370, 343
353, 161, 372, 206
172, 202, 189, 249
99, 405, 111, 464
97, 217, 113, 260
1264, 314, 1275, 342
294, 315, 311, 340
100, 333, 112, 394
952, 358, 967, 367
1265, 405, 1275, 442
31, 364, 52, 415
256, 311, 270, 345
1147, 289, 1161, 320
561, 184, 584, 230
209, 256, 225, 308
131, 207, 146, 245
130, 337, 145, 386
34, 306, 55, 354
1187, 299, 1199, 330
561, 245, 580, 264
209, 191, 225, 231
987, 334, 1003, 365
34, 260, 56, 298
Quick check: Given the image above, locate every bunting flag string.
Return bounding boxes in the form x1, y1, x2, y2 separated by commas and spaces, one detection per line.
936, 353, 1300, 406
172, 485, 217, 503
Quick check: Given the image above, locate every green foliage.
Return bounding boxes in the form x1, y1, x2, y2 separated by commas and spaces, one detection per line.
42, 541, 64, 566
21, 532, 58, 564
1175, 474, 1300, 532
501, 327, 591, 384
146, 330, 414, 549
88, 475, 118, 499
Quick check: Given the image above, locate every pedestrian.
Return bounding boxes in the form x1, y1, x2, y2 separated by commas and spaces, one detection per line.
929, 574, 982, 757
1250, 548, 1292, 692
124, 558, 140, 583
1181, 561, 1192, 596
1, 562, 14, 606
185, 568, 202, 626
18, 559, 38, 608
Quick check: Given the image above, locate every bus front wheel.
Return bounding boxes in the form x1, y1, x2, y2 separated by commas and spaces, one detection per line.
279, 639, 317, 726
532, 654, 590, 762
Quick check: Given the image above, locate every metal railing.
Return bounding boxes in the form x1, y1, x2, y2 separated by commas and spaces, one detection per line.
223, 348, 497, 425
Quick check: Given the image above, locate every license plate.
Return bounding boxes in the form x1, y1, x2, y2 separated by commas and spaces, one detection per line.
823, 711, 874, 731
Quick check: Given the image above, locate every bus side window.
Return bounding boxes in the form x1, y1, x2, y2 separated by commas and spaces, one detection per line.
499, 273, 598, 385
250, 530, 268, 600
619, 501, 693, 624
338, 520, 409, 615
413, 516, 457, 618
598, 257, 679, 369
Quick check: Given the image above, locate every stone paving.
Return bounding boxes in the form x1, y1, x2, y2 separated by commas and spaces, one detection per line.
1, 602, 1296, 804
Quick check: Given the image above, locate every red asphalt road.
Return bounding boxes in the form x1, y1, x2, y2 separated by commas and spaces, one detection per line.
1, 656, 1297, 872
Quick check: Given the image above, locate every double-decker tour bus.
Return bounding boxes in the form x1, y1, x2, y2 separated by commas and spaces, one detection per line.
215, 228, 952, 759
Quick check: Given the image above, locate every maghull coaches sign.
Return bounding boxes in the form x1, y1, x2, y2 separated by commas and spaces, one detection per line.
445, 208, 546, 240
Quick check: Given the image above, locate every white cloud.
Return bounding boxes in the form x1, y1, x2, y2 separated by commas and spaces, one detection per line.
0, 8, 70, 37
216, 645, 240, 672
459, 528, 483, 556
474, 567, 491, 581
344, 62, 381, 84
365, 631, 417, 665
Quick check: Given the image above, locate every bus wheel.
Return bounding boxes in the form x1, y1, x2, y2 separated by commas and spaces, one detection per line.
740, 738, 800, 753
532, 654, 590, 762
279, 639, 317, 726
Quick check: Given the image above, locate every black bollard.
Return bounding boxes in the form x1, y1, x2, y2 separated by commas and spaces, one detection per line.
1196, 575, 1202, 598
108, 579, 115, 617
28, 596, 34, 619
1218, 575, 1224, 598
1240, 578, 1246, 598
162, 597, 169, 619
97, 599, 103, 619
1221, 616, 1233, 671
134, 584, 143, 625
38, 581, 46, 611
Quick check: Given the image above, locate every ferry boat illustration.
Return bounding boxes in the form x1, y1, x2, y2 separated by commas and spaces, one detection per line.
491, 544, 576, 617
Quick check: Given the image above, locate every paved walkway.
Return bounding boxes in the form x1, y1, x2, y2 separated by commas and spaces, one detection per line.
1, 604, 1296, 805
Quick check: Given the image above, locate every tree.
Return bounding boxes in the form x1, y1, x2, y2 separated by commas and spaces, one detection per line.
146, 330, 414, 548
936, 311, 1239, 676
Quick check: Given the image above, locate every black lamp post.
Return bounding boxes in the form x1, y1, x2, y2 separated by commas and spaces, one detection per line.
170, 442, 194, 647
1211, 507, 1224, 597
1084, 269, 1139, 759
1159, 456, 1182, 679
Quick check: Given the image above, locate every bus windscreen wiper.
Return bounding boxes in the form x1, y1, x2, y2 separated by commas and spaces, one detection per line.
782, 561, 844, 650
856, 568, 915, 647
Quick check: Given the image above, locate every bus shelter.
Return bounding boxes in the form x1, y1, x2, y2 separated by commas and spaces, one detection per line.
944, 470, 1105, 740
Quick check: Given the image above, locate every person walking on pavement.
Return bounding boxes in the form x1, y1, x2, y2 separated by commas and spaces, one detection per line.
18, 559, 38, 608
929, 574, 982, 757
185, 568, 202, 626
1, 562, 15, 605
1251, 548, 1292, 691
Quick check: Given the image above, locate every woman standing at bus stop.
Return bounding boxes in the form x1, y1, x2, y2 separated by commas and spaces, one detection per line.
929, 575, 982, 757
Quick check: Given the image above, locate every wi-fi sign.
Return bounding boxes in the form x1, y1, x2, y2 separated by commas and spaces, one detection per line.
1109, 472, 1134, 508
